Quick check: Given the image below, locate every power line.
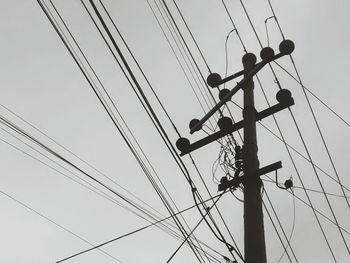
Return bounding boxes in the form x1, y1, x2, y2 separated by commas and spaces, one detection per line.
166, 193, 225, 263
266, 0, 350, 217
273, 61, 350, 127
0, 188, 123, 263
55, 193, 226, 263
237, 0, 348, 259
219, 2, 337, 260
86, 1, 213, 260
263, 187, 298, 262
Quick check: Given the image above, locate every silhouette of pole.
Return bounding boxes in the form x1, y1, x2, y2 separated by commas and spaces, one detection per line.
176, 40, 295, 263
241, 53, 266, 263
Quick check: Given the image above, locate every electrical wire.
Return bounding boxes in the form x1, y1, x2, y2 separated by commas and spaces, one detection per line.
93, 3, 241, 261
0, 188, 123, 263
235, 0, 348, 259
266, 0, 350, 213
273, 61, 350, 127
166, 193, 225, 263
85, 1, 215, 260
56, 193, 226, 263
263, 187, 298, 262
262, 199, 293, 263
150, 0, 217, 126
156, 3, 244, 259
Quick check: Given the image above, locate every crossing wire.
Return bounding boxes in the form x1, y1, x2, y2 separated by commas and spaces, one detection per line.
157, 0, 218, 118
166, 193, 225, 263
56, 193, 226, 263
264, 0, 350, 252
157, 4, 244, 259
0, 112, 221, 260
89, 1, 244, 261
146, 0, 216, 130
93, 3, 239, 260
37, 1, 212, 261
237, 0, 349, 259
262, 199, 293, 263
160, 0, 221, 115
272, 61, 350, 127
220, 0, 347, 261
0, 188, 123, 263
32, 1, 221, 256
170, 0, 241, 144
263, 187, 298, 262
86, 1, 215, 261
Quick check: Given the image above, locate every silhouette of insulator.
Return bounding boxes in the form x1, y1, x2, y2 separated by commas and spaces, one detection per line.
276, 89, 292, 104
189, 118, 202, 132
235, 160, 243, 169
217, 117, 233, 131
234, 145, 241, 152
235, 151, 243, 161
206, 73, 222, 88
279, 39, 295, 55
176, 137, 190, 153
220, 176, 228, 184
260, 47, 275, 61
219, 88, 232, 101
284, 179, 293, 189
242, 53, 257, 69
234, 146, 243, 159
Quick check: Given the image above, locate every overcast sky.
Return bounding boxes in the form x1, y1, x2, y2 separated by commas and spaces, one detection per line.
0, 0, 349, 262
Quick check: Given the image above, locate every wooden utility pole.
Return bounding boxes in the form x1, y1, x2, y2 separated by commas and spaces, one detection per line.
241, 53, 266, 263
176, 40, 295, 263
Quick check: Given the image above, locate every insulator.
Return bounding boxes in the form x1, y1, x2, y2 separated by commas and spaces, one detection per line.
217, 117, 233, 131
220, 176, 228, 184
189, 118, 201, 132
235, 152, 243, 160
276, 89, 292, 104
260, 47, 275, 61
206, 73, 222, 88
235, 160, 243, 169
242, 53, 257, 69
175, 137, 190, 153
279, 39, 295, 55
284, 179, 293, 189
234, 145, 241, 152
219, 88, 231, 101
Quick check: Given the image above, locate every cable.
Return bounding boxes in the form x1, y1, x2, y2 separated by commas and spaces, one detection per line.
236, 0, 347, 259
268, 0, 350, 233
262, 178, 350, 199
160, 0, 220, 114
56, 192, 225, 263
263, 187, 298, 262
0, 188, 123, 263
266, 0, 350, 212
273, 61, 349, 127
166, 193, 225, 263
262, 199, 293, 263
86, 1, 212, 261
41, 1, 191, 256
154, 4, 243, 259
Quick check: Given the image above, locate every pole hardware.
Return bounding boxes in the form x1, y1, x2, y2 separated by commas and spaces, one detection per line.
176, 39, 295, 263
188, 39, 295, 135
176, 88, 294, 156
218, 161, 282, 191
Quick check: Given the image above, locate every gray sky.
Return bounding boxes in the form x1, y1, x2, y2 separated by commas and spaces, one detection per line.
0, 0, 349, 262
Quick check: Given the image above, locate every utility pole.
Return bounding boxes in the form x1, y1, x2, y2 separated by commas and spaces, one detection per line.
241, 53, 266, 263
176, 40, 295, 263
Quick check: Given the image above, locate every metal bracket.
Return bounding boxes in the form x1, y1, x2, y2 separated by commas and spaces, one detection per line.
218, 161, 282, 191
